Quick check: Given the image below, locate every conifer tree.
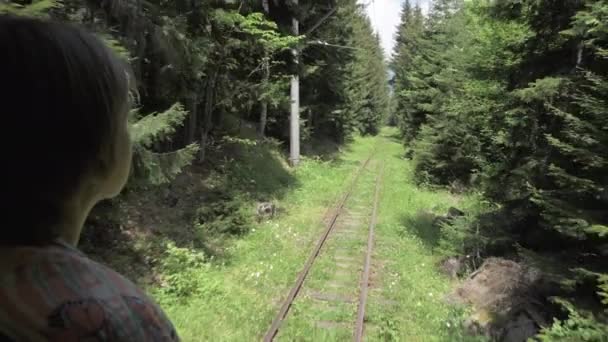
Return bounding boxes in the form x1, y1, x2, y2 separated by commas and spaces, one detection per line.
344, 11, 389, 136
394, 0, 608, 335
392, 2, 427, 141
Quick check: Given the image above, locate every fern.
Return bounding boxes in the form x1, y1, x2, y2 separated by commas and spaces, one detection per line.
130, 103, 189, 148
133, 143, 198, 185
130, 103, 199, 185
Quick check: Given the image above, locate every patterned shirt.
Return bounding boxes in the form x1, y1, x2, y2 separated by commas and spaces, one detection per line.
0, 241, 179, 341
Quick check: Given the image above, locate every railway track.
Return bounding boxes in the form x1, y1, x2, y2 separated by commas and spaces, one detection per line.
354, 163, 383, 342
263, 155, 384, 342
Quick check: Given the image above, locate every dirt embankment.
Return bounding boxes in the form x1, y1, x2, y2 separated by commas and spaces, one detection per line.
444, 257, 553, 341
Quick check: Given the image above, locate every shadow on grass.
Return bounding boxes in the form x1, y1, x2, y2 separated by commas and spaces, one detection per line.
301, 135, 351, 163
401, 211, 441, 250
82, 136, 300, 285
221, 139, 298, 201
380, 127, 404, 144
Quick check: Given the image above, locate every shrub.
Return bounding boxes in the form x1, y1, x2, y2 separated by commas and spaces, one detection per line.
156, 242, 222, 303
195, 193, 253, 236
436, 195, 494, 263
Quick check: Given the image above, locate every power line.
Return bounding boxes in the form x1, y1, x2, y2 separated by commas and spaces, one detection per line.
304, 6, 338, 35
307, 39, 362, 51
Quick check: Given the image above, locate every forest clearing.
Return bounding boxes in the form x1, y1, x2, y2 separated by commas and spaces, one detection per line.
1, 0, 607, 341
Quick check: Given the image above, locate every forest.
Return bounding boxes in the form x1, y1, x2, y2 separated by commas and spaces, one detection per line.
392, 0, 608, 339
2, 0, 608, 340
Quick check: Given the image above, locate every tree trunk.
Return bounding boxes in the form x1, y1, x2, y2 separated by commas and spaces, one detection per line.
258, 59, 270, 138
185, 92, 198, 144
258, 0, 270, 138
199, 71, 219, 163
259, 101, 268, 138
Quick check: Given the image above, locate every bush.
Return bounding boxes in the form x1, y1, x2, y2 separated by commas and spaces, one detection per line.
156, 242, 222, 303
436, 195, 494, 262
195, 193, 253, 236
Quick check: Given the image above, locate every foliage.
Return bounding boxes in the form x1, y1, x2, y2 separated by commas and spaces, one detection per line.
393, 0, 608, 337
130, 103, 199, 185
156, 242, 221, 304
194, 194, 252, 236
298, 0, 388, 142
337, 3, 390, 137
391, 1, 427, 142
0, 0, 61, 17
131, 103, 188, 148
536, 299, 608, 341
437, 197, 493, 260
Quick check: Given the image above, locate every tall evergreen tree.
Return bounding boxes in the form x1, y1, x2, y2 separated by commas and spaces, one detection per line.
394, 0, 608, 336
391, 1, 425, 140
344, 11, 389, 136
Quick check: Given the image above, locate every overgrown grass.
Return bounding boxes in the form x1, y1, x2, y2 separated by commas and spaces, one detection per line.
153, 136, 376, 340
364, 128, 479, 341
152, 128, 479, 340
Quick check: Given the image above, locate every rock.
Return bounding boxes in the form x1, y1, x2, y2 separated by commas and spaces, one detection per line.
448, 258, 548, 342
440, 257, 464, 279
257, 202, 276, 220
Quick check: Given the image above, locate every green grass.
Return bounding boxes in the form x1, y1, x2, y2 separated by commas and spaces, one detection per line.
363, 128, 476, 341
154, 135, 377, 341
153, 128, 478, 341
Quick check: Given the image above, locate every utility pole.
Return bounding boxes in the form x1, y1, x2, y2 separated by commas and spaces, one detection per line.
289, 0, 300, 167
288, 4, 338, 167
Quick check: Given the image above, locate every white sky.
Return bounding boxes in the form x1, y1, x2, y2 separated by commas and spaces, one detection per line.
360, 0, 432, 58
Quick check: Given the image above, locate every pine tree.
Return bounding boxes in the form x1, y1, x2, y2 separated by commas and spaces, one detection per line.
391, 2, 427, 141
297, 0, 388, 142
344, 11, 389, 136
396, 0, 608, 335
407, 0, 529, 186
531, 1, 608, 334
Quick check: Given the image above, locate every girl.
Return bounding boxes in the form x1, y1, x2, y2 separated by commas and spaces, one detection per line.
0, 15, 179, 341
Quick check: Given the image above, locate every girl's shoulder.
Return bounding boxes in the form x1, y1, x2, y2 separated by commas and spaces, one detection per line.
0, 242, 179, 341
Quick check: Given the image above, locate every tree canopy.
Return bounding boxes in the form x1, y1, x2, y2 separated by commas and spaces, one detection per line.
2, 0, 389, 184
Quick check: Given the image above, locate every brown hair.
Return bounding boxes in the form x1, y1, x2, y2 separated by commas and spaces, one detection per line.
0, 15, 130, 245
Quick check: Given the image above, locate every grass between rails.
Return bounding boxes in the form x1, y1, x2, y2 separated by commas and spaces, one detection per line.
276, 158, 379, 341
153, 128, 478, 341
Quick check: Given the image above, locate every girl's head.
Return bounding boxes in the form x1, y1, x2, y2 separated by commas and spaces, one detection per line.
0, 16, 133, 245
